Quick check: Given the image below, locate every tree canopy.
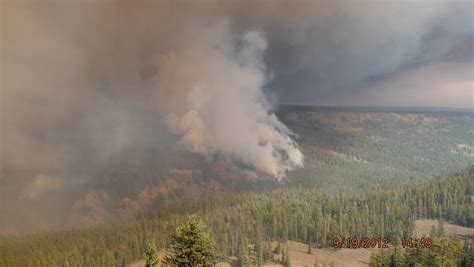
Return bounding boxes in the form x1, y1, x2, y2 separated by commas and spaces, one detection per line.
164, 216, 218, 266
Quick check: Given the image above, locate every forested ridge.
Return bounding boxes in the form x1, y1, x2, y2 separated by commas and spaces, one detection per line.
282, 108, 474, 188
4, 109, 471, 236
1, 109, 473, 266
1, 166, 472, 266
75, 109, 474, 210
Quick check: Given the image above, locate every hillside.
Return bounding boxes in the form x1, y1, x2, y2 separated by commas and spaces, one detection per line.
281, 106, 474, 188
1, 107, 473, 235
0, 165, 472, 266
1, 107, 473, 266
130, 219, 474, 267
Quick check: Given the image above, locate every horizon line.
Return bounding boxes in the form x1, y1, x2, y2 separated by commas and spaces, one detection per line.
278, 103, 474, 112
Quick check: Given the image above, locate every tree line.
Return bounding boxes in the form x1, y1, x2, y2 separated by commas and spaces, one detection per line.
0, 166, 472, 266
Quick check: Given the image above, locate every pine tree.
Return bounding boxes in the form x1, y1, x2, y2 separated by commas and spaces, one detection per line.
144, 242, 160, 267
281, 245, 285, 264
430, 225, 437, 237
308, 234, 313, 254
236, 235, 249, 267
255, 227, 264, 266
164, 216, 218, 266
283, 244, 290, 267
263, 241, 272, 262
437, 220, 445, 237
469, 240, 474, 266
274, 241, 281, 254
461, 239, 471, 267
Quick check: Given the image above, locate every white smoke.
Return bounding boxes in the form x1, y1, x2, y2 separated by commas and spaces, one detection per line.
155, 25, 303, 178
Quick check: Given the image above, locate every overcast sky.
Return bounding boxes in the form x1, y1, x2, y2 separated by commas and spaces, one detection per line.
3, 0, 473, 109
253, 1, 473, 108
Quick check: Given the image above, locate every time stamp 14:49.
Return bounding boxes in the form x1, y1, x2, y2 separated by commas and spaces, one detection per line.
333, 237, 432, 249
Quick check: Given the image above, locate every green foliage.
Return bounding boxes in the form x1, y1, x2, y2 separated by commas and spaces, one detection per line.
370, 237, 465, 266
462, 239, 474, 266
438, 220, 445, 237
144, 242, 160, 267
164, 216, 217, 266
1, 109, 472, 266
0, 166, 472, 266
308, 243, 312, 255
235, 234, 249, 266
274, 241, 281, 254
282, 107, 474, 189
282, 244, 290, 267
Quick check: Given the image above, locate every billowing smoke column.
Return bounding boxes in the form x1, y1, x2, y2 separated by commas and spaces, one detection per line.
3, 0, 470, 183
153, 23, 303, 178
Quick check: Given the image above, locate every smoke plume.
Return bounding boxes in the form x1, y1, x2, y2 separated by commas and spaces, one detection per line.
2, 1, 304, 181
154, 26, 302, 178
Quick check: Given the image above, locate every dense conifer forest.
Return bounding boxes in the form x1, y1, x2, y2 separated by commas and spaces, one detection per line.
1, 166, 472, 266
281, 107, 474, 189
370, 233, 474, 266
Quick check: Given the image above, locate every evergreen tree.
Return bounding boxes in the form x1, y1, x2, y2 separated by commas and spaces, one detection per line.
236, 235, 249, 267
144, 242, 160, 267
430, 225, 437, 237
469, 240, 474, 266
461, 239, 471, 267
165, 216, 218, 266
283, 244, 290, 267
438, 220, 445, 237
255, 228, 264, 266
274, 241, 281, 254
308, 234, 313, 254
281, 245, 285, 264
263, 241, 272, 262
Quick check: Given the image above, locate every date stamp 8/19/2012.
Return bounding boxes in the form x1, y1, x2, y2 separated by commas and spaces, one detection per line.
333, 237, 432, 249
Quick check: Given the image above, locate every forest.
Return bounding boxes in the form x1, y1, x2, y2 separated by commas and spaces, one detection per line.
370, 230, 473, 266
0, 165, 472, 266
0, 108, 474, 238
281, 107, 474, 189
1, 109, 473, 266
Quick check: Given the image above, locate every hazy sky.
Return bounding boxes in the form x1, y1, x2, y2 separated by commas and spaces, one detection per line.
2, 0, 473, 108
2, 0, 473, 179
253, 1, 473, 108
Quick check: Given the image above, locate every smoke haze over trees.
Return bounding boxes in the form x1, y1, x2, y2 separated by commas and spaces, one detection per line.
1, 0, 472, 233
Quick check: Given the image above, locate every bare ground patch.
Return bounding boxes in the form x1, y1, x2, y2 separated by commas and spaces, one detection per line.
414, 219, 474, 239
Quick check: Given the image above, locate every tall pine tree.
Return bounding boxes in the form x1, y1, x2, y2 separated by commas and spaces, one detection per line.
165, 216, 218, 266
